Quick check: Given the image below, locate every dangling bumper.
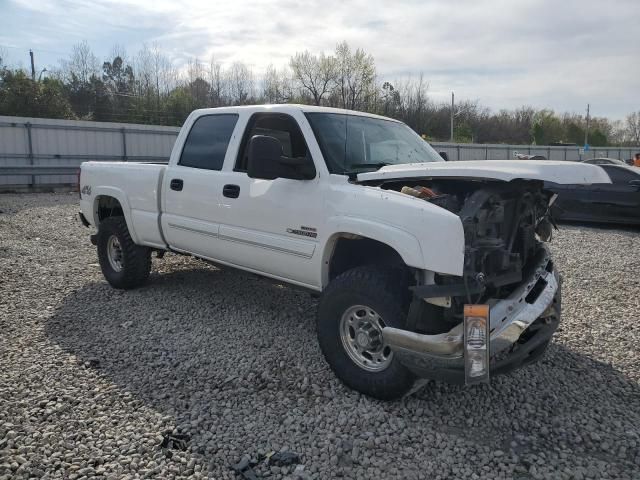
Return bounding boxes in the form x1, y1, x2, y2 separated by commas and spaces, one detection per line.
382, 249, 561, 384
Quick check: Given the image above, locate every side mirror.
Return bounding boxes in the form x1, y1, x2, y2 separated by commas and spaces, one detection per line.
439, 151, 449, 161
247, 135, 315, 180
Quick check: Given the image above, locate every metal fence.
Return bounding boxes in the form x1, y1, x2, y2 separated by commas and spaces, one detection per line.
0, 115, 637, 191
0, 116, 179, 190
430, 142, 638, 163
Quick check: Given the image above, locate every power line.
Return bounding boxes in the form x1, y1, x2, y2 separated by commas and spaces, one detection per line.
0, 43, 70, 57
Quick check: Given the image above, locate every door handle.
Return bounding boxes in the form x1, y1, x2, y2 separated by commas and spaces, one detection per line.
223, 184, 240, 198
170, 179, 183, 191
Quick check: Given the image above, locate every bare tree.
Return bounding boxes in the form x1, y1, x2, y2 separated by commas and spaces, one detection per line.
334, 41, 376, 110
389, 74, 429, 128
262, 64, 294, 104
109, 44, 128, 65
208, 56, 226, 106
60, 41, 100, 83
625, 111, 640, 145
151, 44, 177, 97
227, 62, 253, 105
134, 44, 154, 97
262, 64, 278, 103
289, 51, 337, 105
186, 57, 209, 107
0, 46, 9, 68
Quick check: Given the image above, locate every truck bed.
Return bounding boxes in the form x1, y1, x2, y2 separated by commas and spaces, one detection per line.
79, 161, 167, 248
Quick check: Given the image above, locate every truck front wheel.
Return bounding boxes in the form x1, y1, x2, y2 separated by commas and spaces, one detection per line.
317, 266, 416, 400
97, 216, 151, 289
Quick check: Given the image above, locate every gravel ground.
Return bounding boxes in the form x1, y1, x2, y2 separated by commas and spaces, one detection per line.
1, 192, 639, 480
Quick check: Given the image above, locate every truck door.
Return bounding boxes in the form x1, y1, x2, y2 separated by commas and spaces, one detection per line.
212, 112, 324, 289
161, 113, 240, 258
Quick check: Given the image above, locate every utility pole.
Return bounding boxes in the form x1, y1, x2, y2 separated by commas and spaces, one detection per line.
584, 103, 590, 147
450, 91, 454, 142
29, 50, 36, 81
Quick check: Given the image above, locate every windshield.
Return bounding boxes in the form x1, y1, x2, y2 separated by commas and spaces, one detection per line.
305, 112, 444, 174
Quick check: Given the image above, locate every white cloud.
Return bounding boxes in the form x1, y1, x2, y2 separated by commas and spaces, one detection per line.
2, 0, 638, 118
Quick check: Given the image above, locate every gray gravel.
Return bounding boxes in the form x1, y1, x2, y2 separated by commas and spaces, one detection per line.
1, 192, 639, 480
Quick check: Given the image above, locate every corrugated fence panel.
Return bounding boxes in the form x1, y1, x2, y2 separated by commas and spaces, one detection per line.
126, 130, 178, 158
0, 116, 180, 189
486, 147, 510, 160
33, 126, 123, 157
0, 123, 28, 154
430, 144, 457, 161
459, 147, 483, 161
0, 122, 30, 186
0, 155, 30, 186
33, 156, 83, 185
1, 115, 638, 190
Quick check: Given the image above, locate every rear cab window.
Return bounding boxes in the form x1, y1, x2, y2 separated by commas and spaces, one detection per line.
179, 114, 239, 170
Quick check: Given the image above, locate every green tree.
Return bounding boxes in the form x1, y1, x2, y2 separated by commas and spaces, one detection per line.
589, 129, 607, 147
165, 86, 195, 125
531, 110, 563, 145
454, 123, 474, 143
564, 122, 584, 144
0, 68, 73, 118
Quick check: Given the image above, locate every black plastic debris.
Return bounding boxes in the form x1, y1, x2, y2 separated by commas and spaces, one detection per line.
231, 455, 259, 480
84, 358, 100, 369
268, 451, 300, 466
160, 431, 189, 451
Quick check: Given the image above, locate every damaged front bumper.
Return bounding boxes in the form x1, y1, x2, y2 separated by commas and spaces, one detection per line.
383, 247, 561, 384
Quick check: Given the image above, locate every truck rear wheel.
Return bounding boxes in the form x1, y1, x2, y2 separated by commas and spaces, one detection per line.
97, 216, 151, 289
317, 265, 416, 400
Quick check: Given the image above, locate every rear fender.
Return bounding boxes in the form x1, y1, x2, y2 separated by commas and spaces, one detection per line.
90, 186, 140, 244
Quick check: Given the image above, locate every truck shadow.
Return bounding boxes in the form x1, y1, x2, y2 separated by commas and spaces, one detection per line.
45, 266, 640, 469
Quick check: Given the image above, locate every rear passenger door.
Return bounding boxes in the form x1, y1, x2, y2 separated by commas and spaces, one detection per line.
161, 113, 240, 258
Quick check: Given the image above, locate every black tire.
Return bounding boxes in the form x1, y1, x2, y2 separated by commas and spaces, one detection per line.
317, 265, 416, 400
97, 216, 151, 289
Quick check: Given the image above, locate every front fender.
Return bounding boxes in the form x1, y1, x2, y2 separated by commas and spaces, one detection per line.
324, 216, 425, 269
324, 183, 466, 279
322, 210, 465, 286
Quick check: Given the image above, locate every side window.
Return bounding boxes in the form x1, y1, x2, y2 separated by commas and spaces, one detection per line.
235, 113, 309, 171
603, 166, 637, 184
179, 114, 238, 170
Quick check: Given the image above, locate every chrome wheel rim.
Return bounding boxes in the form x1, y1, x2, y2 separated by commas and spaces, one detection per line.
106, 235, 124, 272
340, 305, 393, 372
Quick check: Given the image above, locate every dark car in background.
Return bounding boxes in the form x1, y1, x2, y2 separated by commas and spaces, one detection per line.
546, 164, 640, 226
582, 157, 628, 166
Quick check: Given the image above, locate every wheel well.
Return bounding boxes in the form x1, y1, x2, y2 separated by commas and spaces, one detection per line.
328, 236, 407, 281
95, 195, 124, 224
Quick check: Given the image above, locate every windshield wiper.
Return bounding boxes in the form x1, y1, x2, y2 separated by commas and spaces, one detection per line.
348, 162, 391, 170
344, 162, 392, 180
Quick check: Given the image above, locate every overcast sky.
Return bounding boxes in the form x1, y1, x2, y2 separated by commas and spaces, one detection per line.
1, 0, 638, 119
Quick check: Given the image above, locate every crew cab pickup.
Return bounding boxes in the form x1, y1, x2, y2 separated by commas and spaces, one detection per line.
78, 105, 609, 400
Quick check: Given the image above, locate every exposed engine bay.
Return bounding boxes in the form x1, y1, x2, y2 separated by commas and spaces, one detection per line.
377, 178, 557, 332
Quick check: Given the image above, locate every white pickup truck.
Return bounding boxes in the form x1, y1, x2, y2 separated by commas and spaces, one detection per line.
78, 105, 609, 399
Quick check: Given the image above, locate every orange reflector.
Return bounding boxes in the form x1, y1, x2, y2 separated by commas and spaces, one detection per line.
464, 304, 490, 385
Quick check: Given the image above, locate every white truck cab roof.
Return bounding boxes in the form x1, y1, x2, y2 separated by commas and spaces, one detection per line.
189, 104, 402, 122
